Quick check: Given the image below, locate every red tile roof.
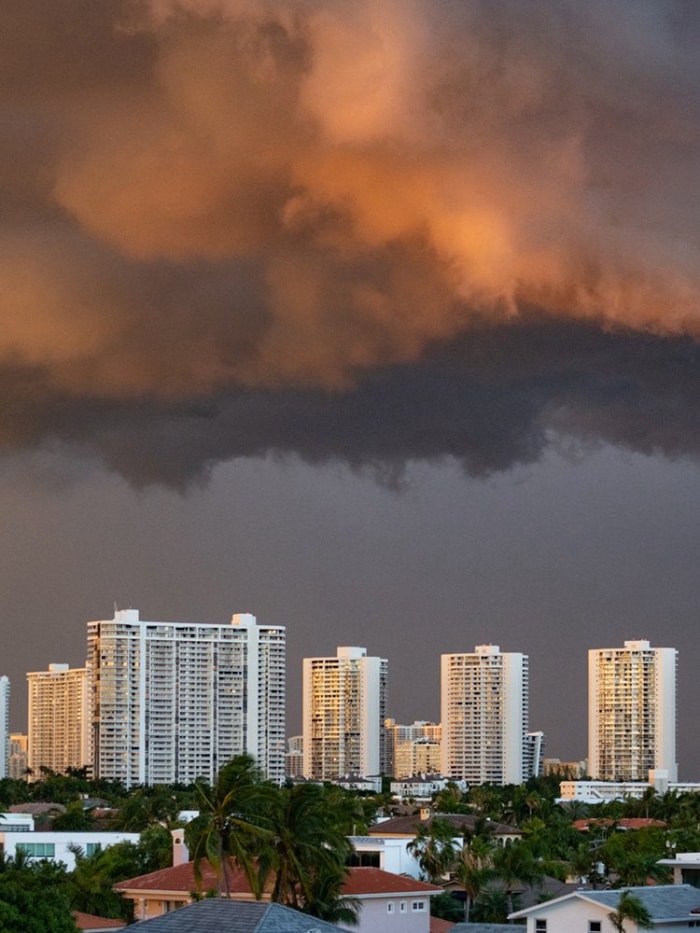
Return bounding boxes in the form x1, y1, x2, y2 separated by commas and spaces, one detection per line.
573, 817, 667, 832
115, 861, 439, 898
72, 912, 126, 930
430, 918, 456, 933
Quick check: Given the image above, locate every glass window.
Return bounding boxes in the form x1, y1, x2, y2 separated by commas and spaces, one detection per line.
411, 901, 426, 912
589, 923, 602, 933
16, 843, 55, 858
387, 903, 394, 914
535, 921, 547, 933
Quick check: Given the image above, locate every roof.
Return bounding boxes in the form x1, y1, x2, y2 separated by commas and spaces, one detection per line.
72, 911, 126, 931
341, 867, 440, 896
429, 917, 456, 933
129, 899, 343, 931
368, 813, 519, 838
115, 860, 439, 899
449, 925, 513, 933
510, 884, 700, 921
573, 817, 667, 832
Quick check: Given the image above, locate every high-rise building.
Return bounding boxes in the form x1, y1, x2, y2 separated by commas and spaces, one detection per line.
0, 676, 9, 779
302, 647, 388, 780
588, 639, 677, 782
441, 645, 529, 785
88, 609, 285, 787
385, 720, 442, 778
8, 734, 28, 781
27, 664, 90, 778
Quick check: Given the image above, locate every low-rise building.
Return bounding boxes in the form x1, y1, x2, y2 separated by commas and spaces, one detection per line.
0, 829, 140, 869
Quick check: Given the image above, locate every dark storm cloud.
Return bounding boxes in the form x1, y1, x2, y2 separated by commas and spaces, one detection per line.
1, 0, 699, 482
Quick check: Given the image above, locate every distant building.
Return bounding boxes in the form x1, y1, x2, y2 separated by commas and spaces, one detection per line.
543, 757, 587, 779
441, 645, 529, 785
385, 720, 441, 778
302, 647, 388, 780
0, 676, 9, 779
27, 664, 90, 778
523, 731, 545, 778
588, 639, 677, 781
88, 609, 285, 787
285, 736, 303, 779
8, 734, 28, 780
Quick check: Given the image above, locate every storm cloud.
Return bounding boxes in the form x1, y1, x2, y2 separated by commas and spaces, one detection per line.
2, 0, 699, 483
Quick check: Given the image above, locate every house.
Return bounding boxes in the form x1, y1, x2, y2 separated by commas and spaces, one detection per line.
657, 851, 700, 887
509, 884, 700, 931
0, 828, 141, 869
129, 899, 344, 931
72, 911, 126, 932
361, 812, 521, 880
114, 861, 440, 933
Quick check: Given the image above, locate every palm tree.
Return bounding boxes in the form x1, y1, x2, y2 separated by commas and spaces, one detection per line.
407, 817, 456, 883
492, 839, 544, 916
607, 889, 653, 932
453, 833, 496, 922
185, 755, 274, 898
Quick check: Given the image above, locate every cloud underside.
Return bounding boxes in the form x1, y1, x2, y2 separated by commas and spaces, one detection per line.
1, 1, 699, 483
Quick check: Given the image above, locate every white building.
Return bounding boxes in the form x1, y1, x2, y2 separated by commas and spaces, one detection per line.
441, 645, 529, 785
27, 664, 90, 778
302, 647, 388, 780
0, 676, 9, 779
0, 828, 140, 870
588, 639, 677, 782
88, 609, 285, 787
385, 720, 441, 779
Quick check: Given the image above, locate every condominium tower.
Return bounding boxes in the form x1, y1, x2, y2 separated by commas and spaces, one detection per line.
88, 609, 286, 787
441, 645, 529, 785
27, 664, 90, 777
303, 647, 388, 780
0, 676, 8, 779
588, 639, 677, 782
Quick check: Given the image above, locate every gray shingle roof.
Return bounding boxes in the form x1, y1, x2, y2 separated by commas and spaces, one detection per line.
449, 925, 514, 933
130, 899, 344, 932
511, 884, 700, 922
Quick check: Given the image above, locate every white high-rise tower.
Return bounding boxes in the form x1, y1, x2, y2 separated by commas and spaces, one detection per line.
0, 676, 9, 779
302, 647, 388, 780
88, 609, 285, 787
441, 645, 529, 785
588, 639, 677, 782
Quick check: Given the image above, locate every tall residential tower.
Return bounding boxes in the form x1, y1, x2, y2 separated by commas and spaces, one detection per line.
27, 664, 90, 777
588, 639, 677, 781
302, 647, 388, 780
88, 609, 285, 787
441, 645, 529, 785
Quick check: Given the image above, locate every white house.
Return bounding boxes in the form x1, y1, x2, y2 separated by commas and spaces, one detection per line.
509, 885, 700, 932
336, 867, 440, 933
0, 830, 140, 870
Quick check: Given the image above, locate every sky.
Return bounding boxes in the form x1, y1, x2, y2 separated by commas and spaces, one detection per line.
2, 0, 700, 776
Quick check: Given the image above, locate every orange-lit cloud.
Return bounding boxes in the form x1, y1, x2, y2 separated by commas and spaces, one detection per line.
1, 0, 699, 481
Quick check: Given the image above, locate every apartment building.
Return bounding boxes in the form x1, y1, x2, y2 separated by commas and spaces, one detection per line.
588, 639, 677, 781
441, 645, 529, 785
385, 720, 442, 778
0, 676, 8, 779
27, 664, 90, 777
302, 647, 388, 780
88, 609, 285, 787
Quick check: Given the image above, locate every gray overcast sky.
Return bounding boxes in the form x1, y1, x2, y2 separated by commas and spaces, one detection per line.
2, 444, 699, 776
2, 0, 700, 777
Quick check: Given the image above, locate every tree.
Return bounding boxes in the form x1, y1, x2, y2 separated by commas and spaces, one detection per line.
607, 890, 653, 933
0, 851, 76, 933
407, 817, 456, 883
492, 839, 544, 916
185, 755, 274, 898
453, 833, 496, 922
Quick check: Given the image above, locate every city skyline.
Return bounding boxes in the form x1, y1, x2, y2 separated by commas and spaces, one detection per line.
2, 2, 700, 778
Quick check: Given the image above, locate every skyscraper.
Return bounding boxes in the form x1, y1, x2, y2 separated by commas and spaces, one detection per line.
27, 664, 90, 777
302, 647, 388, 780
88, 609, 285, 787
0, 676, 9, 779
441, 645, 529, 785
588, 639, 677, 782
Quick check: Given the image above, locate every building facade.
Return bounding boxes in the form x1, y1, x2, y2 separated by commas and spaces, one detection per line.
27, 664, 90, 778
385, 720, 441, 779
302, 647, 388, 780
588, 639, 677, 781
0, 676, 9, 779
440, 645, 529, 785
88, 609, 285, 787
8, 734, 28, 780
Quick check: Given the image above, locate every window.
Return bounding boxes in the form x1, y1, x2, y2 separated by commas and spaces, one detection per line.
387, 903, 394, 914
589, 923, 602, 933
535, 921, 547, 933
411, 901, 426, 912
85, 843, 102, 857
400, 901, 407, 913
16, 843, 55, 858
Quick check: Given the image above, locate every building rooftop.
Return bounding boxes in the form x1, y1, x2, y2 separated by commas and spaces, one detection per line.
129, 899, 343, 931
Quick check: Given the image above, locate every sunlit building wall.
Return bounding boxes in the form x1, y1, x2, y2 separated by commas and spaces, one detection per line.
386, 721, 442, 778
441, 645, 529, 785
302, 647, 388, 780
588, 640, 677, 782
8, 734, 28, 781
88, 609, 285, 787
27, 665, 90, 778
0, 677, 9, 779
